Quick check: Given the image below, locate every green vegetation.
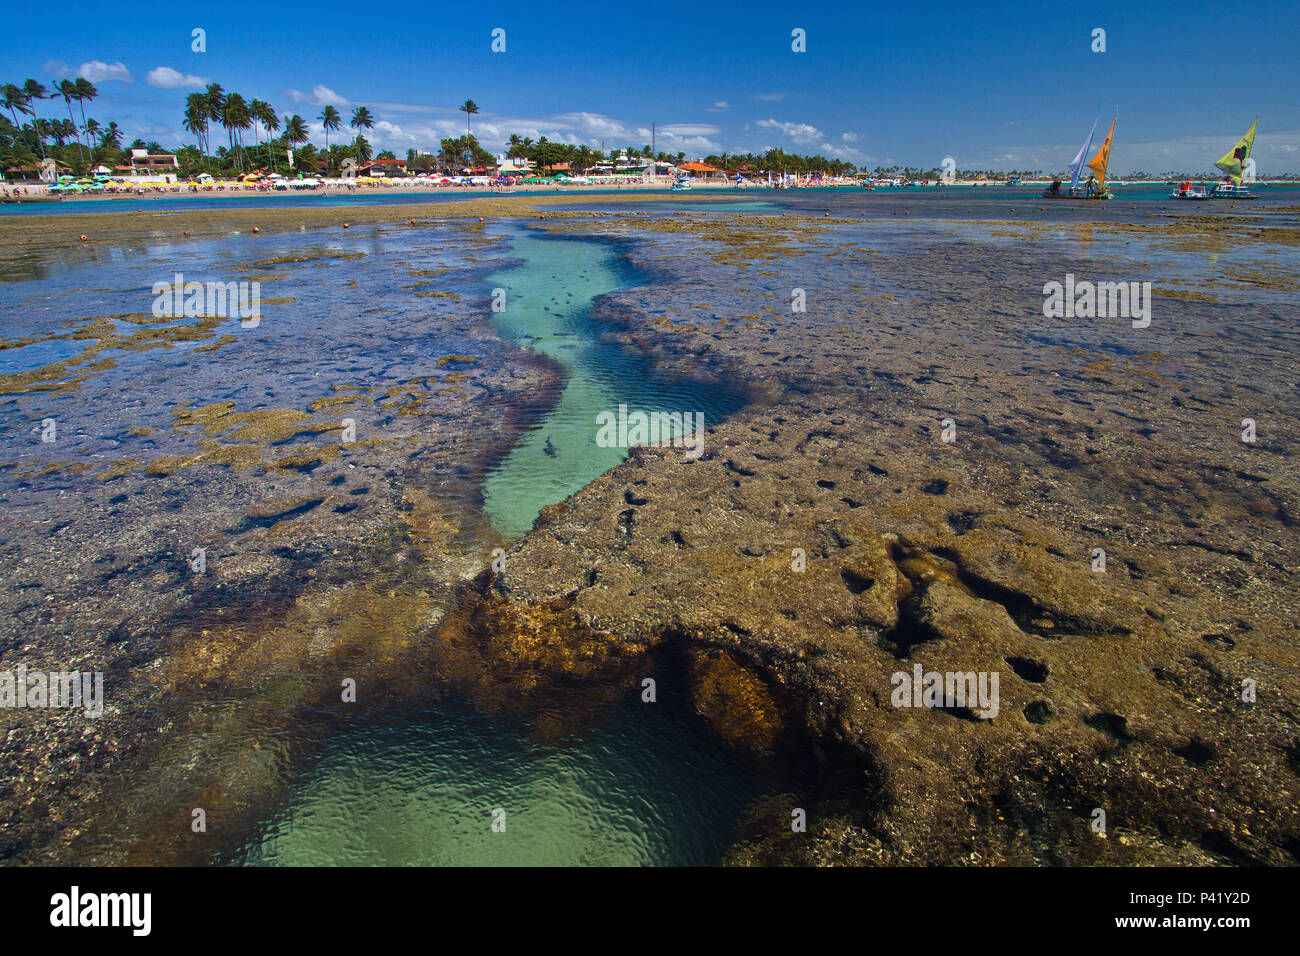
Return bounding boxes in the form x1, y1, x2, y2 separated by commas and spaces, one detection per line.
9, 76, 1289, 184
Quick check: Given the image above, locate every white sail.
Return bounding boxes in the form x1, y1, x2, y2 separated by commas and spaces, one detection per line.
1069, 114, 1099, 192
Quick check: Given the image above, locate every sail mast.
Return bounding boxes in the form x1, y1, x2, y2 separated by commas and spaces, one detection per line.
1070, 111, 1099, 193
1087, 113, 1117, 189
1215, 117, 1258, 185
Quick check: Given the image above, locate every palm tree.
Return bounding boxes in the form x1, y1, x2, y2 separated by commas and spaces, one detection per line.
223, 93, 251, 171
55, 80, 85, 161
183, 93, 209, 166
350, 106, 373, 163
73, 78, 97, 156
22, 79, 47, 159
83, 119, 101, 157
204, 83, 225, 166
458, 99, 479, 136
247, 98, 268, 168
254, 101, 278, 169
1, 85, 32, 158
1, 84, 24, 130
284, 113, 308, 169
319, 105, 341, 168
100, 121, 122, 151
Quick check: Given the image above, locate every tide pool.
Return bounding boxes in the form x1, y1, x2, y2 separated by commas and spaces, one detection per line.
481, 227, 742, 539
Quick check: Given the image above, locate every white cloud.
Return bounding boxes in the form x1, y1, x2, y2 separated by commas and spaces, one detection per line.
335, 108, 723, 158
44, 59, 134, 83
751, 92, 794, 102
658, 123, 721, 137
78, 61, 134, 84
841, 131, 859, 143
817, 142, 870, 162
147, 66, 210, 90
286, 84, 350, 108
757, 118, 822, 144
707, 101, 729, 112
368, 101, 444, 115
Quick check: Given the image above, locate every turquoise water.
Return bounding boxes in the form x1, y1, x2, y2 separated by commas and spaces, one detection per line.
482, 228, 742, 539
212, 227, 759, 866
224, 693, 766, 866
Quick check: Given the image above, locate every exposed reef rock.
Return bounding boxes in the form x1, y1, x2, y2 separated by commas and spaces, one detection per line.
471, 209, 1300, 865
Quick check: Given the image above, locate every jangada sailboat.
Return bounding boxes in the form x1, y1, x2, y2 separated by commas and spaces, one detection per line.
1043, 111, 1115, 200
1210, 118, 1258, 199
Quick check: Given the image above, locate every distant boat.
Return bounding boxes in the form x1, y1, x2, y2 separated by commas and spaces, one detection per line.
1043, 111, 1114, 200
670, 173, 692, 191
1171, 181, 1209, 200
1209, 181, 1256, 199
1006, 175, 1022, 186
1211, 118, 1259, 199
1084, 113, 1116, 199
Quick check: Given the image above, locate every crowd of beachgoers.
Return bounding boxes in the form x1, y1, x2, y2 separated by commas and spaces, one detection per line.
1, 173, 872, 201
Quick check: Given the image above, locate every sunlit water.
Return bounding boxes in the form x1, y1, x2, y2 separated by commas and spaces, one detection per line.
221, 693, 766, 866
204, 225, 754, 865
482, 228, 743, 538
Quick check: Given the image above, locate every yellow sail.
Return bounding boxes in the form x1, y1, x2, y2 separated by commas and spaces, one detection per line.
1215, 117, 1258, 184
1087, 115, 1116, 187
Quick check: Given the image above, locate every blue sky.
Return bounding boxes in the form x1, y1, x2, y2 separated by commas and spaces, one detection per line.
4, 0, 1297, 173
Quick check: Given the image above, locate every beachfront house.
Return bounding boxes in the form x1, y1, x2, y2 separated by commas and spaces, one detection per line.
497, 155, 534, 175
677, 161, 728, 182
357, 158, 409, 177
127, 149, 180, 183
4, 160, 72, 183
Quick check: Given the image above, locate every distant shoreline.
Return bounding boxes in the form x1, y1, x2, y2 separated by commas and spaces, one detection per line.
5, 177, 1296, 205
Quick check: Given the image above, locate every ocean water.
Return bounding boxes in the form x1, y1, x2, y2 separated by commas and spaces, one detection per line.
221, 692, 766, 867
7, 183, 1295, 220
215, 228, 754, 865
0, 212, 763, 865
6, 192, 1296, 866
482, 228, 743, 539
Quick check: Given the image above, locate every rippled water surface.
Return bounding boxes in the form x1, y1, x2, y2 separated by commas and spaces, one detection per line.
0, 210, 768, 865
482, 228, 743, 538
221, 692, 766, 866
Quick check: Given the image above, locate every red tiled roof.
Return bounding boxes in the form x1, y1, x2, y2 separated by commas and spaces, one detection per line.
678, 161, 722, 172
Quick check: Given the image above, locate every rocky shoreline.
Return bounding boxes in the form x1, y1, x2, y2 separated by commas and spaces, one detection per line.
2, 196, 1298, 865
458, 204, 1300, 864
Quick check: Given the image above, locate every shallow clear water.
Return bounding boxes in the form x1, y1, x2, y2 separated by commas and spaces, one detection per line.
482, 228, 743, 539
0, 337, 85, 374
0, 213, 769, 866
212, 228, 762, 866
221, 692, 765, 866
